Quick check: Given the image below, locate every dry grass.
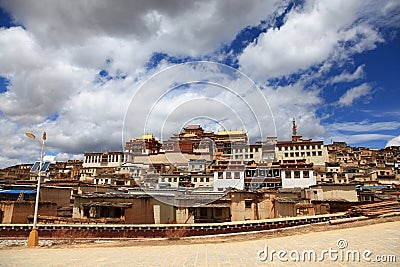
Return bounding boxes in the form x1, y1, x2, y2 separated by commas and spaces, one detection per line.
164, 227, 188, 240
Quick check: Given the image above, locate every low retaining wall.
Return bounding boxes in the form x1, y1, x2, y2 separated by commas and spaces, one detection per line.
0, 213, 347, 239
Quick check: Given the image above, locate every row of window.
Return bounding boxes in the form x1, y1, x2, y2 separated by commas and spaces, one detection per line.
233, 148, 261, 153
94, 179, 109, 184
284, 151, 322, 157
234, 154, 254, 159
162, 177, 210, 183
285, 170, 311, 178
244, 182, 282, 190
278, 144, 323, 151
217, 172, 241, 179
189, 164, 204, 170
245, 169, 280, 177
84, 155, 125, 163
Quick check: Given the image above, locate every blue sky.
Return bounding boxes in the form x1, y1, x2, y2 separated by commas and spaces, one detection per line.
0, 0, 399, 167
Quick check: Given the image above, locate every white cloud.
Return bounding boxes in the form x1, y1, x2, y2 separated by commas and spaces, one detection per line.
122, 62, 278, 145
331, 64, 365, 84
1, 0, 279, 56
327, 121, 400, 133
330, 133, 395, 146
54, 153, 70, 162
386, 135, 400, 147
238, 0, 384, 80
0, 27, 95, 123
43, 155, 56, 163
262, 83, 325, 140
0, 0, 282, 168
338, 83, 373, 106
324, 120, 399, 147
0, 0, 398, 168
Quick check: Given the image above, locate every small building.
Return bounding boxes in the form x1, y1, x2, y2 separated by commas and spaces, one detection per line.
275, 119, 329, 168
228, 190, 276, 221
80, 152, 128, 181
244, 163, 281, 191
280, 159, 316, 189
125, 134, 162, 155
0, 201, 57, 224
306, 184, 358, 202
159, 173, 213, 188
213, 161, 245, 191
0, 188, 60, 223
73, 192, 155, 224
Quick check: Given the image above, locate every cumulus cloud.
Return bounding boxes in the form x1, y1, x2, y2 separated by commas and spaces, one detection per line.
1, 0, 278, 56
0, 0, 283, 168
386, 135, 400, 147
0, 26, 95, 123
0, 0, 398, 168
238, 0, 384, 80
338, 83, 373, 106
123, 62, 277, 145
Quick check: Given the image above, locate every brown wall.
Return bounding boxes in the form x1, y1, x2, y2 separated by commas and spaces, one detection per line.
229, 192, 275, 221
153, 200, 176, 224
41, 187, 72, 207
275, 202, 296, 217
257, 195, 275, 219
124, 198, 155, 224
0, 201, 57, 224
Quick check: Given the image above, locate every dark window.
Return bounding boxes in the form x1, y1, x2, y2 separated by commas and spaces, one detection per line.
215, 208, 223, 217
245, 200, 252, 209
83, 207, 90, 217
200, 208, 208, 217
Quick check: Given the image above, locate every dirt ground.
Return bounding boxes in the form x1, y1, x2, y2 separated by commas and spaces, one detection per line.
36, 215, 400, 249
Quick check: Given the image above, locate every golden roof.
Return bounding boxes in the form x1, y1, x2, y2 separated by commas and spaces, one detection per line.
216, 130, 245, 135
141, 134, 154, 140
182, 133, 197, 137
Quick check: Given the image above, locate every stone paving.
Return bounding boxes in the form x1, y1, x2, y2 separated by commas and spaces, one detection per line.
0, 221, 399, 266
